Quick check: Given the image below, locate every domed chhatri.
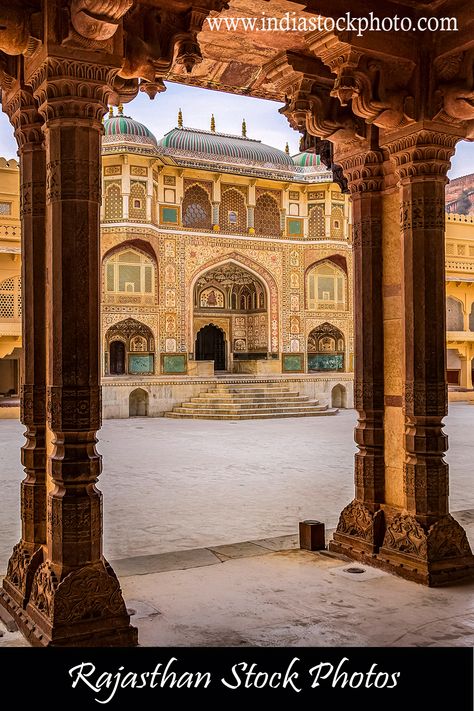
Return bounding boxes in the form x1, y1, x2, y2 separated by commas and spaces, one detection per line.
103, 105, 158, 153
157, 126, 295, 167
292, 151, 322, 168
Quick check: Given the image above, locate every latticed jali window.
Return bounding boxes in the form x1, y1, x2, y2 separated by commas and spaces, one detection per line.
0, 276, 21, 319
219, 188, 247, 233
308, 204, 325, 239
129, 182, 147, 220
104, 183, 122, 220
331, 205, 345, 239
255, 194, 280, 237
105, 250, 154, 295
307, 261, 346, 311
182, 185, 212, 229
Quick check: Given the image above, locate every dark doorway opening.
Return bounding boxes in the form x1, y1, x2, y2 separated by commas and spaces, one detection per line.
195, 324, 226, 370
110, 340, 126, 375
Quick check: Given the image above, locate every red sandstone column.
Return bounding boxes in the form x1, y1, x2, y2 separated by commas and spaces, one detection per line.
379, 127, 474, 584
19, 58, 137, 646
329, 144, 386, 555
0, 85, 47, 610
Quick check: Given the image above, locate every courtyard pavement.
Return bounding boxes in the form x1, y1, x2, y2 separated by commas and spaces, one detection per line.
0, 405, 474, 568
0, 404, 473, 648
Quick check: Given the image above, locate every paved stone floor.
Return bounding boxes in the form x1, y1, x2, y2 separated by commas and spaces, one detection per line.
0, 403, 473, 647
1, 405, 474, 568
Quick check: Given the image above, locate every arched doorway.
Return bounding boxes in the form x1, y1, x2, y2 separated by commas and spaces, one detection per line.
195, 324, 226, 370
129, 388, 149, 416
110, 340, 126, 375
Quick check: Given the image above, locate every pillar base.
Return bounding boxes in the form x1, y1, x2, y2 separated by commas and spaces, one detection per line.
2, 541, 44, 609
0, 559, 137, 647
329, 511, 474, 586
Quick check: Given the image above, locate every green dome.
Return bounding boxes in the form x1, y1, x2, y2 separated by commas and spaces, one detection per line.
292, 152, 322, 167
103, 111, 157, 152
157, 127, 294, 167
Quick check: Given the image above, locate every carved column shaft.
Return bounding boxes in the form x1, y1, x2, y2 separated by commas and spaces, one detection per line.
374, 127, 474, 584
1, 83, 47, 609
44, 118, 103, 568
386, 130, 457, 525
330, 146, 385, 554
401, 173, 449, 522
13, 57, 138, 646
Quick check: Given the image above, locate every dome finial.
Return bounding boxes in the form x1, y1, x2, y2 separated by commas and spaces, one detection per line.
210, 114, 216, 132
241, 118, 247, 137
178, 108, 183, 128
108, 106, 114, 118
285, 142, 290, 155
118, 103, 124, 116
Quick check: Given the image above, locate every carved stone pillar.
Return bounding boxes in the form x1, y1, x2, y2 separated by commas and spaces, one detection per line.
0, 84, 47, 611
14, 57, 137, 646
247, 205, 255, 234
330, 143, 385, 556
378, 126, 474, 584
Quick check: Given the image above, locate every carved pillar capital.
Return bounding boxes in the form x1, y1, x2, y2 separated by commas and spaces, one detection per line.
383, 125, 460, 184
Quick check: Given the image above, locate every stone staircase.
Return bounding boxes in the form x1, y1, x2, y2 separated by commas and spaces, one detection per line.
164, 382, 339, 420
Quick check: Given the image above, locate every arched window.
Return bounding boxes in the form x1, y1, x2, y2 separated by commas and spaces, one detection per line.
0, 276, 21, 319
199, 287, 225, 308
308, 204, 325, 239
255, 193, 280, 237
130, 335, 148, 352
104, 183, 122, 220
446, 296, 464, 331
182, 185, 212, 229
105, 249, 154, 295
219, 188, 246, 233
307, 261, 346, 311
129, 182, 147, 220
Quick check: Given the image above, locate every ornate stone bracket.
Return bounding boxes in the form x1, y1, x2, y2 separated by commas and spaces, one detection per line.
306, 30, 416, 131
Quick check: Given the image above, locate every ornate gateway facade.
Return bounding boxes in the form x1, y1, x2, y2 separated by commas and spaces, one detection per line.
0, 107, 356, 417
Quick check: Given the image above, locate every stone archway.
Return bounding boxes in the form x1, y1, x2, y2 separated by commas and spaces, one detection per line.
307, 323, 345, 372
105, 318, 155, 376
189, 253, 279, 355
192, 260, 270, 369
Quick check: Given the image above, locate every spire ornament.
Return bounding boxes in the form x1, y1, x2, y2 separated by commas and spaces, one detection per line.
210, 114, 216, 132
178, 108, 183, 128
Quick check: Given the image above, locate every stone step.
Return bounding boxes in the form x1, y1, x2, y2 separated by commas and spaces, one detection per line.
180, 400, 324, 412
192, 394, 307, 403
213, 383, 291, 390
165, 409, 339, 420
170, 403, 328, 415
166, 383, 338, 420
